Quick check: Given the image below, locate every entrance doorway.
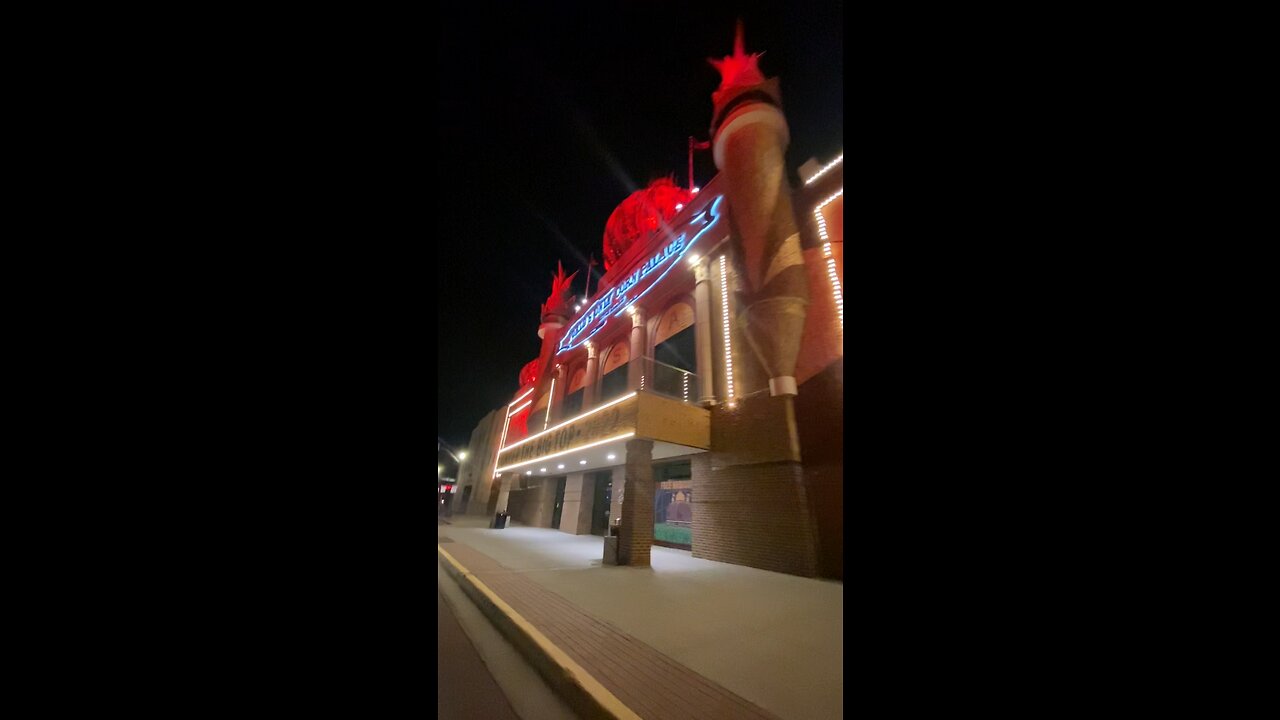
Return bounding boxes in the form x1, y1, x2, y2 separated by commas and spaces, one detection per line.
590, 471, 613, 536
653, 460, 692, 549
551, 477, 566, 529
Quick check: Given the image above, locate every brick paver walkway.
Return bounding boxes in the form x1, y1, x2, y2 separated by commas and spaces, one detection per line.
444, 543, 782, 720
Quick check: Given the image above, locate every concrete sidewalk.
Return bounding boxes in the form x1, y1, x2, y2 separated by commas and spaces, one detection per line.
438, 516, 842, 720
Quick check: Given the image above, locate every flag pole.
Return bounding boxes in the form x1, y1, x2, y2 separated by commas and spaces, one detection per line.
688, 136, 695, 193
689, 137, 711, 193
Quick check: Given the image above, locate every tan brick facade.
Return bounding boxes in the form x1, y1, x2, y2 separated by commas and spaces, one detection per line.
691, 453, 820, 577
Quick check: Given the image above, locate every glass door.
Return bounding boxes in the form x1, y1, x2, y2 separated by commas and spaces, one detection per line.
551, 477, 566, 529
591, 471, 613, 536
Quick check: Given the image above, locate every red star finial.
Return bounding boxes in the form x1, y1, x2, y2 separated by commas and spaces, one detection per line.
709, 20, 765, 92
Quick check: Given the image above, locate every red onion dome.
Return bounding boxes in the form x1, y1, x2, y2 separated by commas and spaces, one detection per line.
602, 178, 692, 271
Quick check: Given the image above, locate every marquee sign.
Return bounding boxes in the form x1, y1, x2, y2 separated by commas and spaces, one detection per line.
558, 195, 724, 354
497, 395, 638, 469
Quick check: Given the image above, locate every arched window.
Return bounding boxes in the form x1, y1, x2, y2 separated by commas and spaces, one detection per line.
654, 301, 695, 348
653, 301, 696, 399
599, 341, 630, 401
655, 301, 696, 371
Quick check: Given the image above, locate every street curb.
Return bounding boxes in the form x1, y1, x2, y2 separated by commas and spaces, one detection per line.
437, 545, 642, 720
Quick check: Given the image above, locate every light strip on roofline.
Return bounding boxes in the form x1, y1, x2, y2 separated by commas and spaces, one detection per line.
804, 153, 844, 185
544, 378, 555, 430
720, 255, 735, 401
814, 188, 844, 328
509, 387, 534, 406
498, 392, 638, 454
493, 413, 511, 478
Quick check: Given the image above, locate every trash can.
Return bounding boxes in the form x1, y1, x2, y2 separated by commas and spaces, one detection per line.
493, 512, 509, 529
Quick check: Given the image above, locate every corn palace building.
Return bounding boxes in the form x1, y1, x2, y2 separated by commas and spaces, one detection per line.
455, 34, 843, 580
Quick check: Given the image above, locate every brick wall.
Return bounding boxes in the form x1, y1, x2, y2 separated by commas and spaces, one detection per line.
794, 358, 844, 580
691, 453, 820, 577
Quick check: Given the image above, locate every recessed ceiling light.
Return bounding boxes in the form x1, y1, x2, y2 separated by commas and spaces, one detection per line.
540, 468, 547, 472
557, 464, 565, 469
526, 471, 532, 475
579, 460, 587, 464
607, 454, 616, 460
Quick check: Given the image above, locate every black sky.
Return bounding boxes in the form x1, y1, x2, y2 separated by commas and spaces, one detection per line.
437, 1, 843, 449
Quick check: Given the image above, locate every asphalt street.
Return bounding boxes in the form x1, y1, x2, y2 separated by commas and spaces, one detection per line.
438, 587, 521, 720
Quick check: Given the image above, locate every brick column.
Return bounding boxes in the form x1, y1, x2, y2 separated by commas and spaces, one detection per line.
693, 256, 716, 405
582, 342, 600, 409
627, 308, 647, 391
619, 438, 655, 567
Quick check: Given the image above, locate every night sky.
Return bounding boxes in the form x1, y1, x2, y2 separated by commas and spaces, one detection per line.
437, 1, 843, 450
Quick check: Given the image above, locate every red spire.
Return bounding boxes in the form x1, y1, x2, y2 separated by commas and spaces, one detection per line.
709, 20, 765, 93
540, 261, 579, 319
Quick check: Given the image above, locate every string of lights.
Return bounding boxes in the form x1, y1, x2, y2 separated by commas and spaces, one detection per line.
814, 188, 844, 328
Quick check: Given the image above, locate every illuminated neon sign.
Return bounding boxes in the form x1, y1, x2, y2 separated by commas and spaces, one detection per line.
558, 195, 723, 353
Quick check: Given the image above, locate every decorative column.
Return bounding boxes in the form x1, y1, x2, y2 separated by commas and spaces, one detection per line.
693, 256, 716, 405
548, 363, 568, 424
618, 438, 655, 567
582, 342, 599, 409
709, 24, 808, 398
692, 25, 820, 578
627, 307, 647, 391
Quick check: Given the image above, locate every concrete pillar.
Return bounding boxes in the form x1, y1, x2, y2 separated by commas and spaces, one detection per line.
548, 363, 568, 424
693, 256, 716, 405
558, 472, 594, 534
529, 477, 557, 528
582, 342, 600, 409
494, 473, 516, 514
618, 438, 655, 567
627, 308, 648, 391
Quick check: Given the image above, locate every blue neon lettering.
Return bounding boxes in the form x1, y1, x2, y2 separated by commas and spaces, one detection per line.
558, 196, 722, 353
